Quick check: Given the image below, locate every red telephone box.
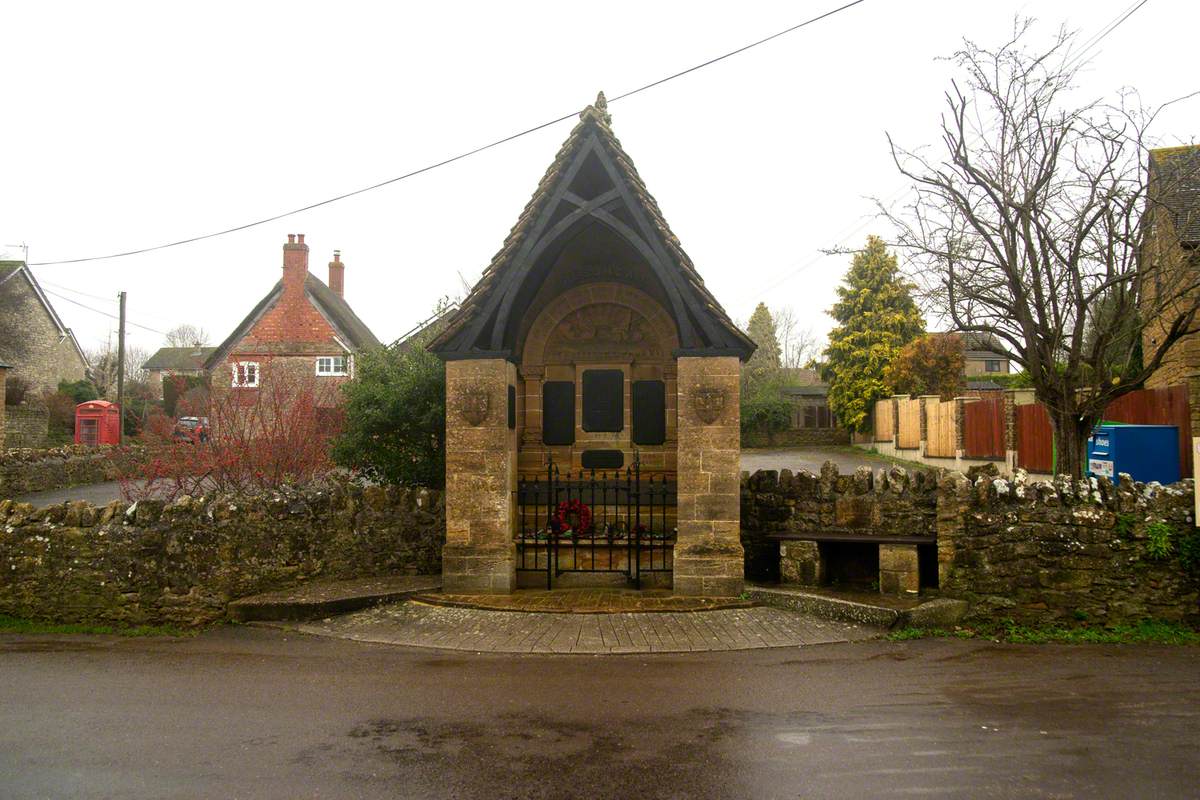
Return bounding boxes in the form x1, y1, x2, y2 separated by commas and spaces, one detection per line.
75, 400, 121, 446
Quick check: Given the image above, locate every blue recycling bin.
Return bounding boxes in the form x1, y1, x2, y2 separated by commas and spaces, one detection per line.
1086, 424, 1180, 485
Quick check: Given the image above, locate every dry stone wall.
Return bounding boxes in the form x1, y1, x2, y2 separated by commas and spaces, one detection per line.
938, 471, 1199, 624
742, 463, 1200, 625
4, 406, 49, 449
0, 445, 141, 497
0, 482, 444, 627
740, 463, 939, 581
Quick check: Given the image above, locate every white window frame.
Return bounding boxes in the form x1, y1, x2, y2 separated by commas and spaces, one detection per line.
984, 359, 1002, 373
231, 361, 259, 388
315, 355, 349, 377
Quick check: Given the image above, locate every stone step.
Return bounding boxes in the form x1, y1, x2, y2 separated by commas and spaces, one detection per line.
228, 576, 441, 623
744, 584, 967, 630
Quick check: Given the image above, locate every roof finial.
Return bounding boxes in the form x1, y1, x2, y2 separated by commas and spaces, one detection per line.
581, 90, 612, 125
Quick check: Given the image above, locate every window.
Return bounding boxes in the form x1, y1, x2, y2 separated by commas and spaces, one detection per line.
315, 356, 349, 376
231, 361, 259, 388
985, 360, 1001, 373
582, 370, 623, 432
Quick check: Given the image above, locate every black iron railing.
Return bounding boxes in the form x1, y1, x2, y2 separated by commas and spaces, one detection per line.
516, 452, 676, 589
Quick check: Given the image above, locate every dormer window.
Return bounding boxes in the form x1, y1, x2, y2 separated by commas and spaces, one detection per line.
232, 361, 259, 387
315, 356, 349, 377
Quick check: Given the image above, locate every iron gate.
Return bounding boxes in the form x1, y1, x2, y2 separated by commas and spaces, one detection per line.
516, 453, 676, 589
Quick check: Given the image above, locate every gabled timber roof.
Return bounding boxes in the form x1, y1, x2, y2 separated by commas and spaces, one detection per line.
204, 272, 381, 369
428, 93, 755, 360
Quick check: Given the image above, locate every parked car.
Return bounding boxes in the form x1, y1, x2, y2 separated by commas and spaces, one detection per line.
172, 416, 209, 443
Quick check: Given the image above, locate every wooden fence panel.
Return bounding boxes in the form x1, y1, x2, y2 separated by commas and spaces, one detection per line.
925, 400, 956, 458
1103, 385, 1193, 476
964, 397, 1006, 459
896, 398, 921, 449
1016, 403, 1054, 473
873, 399, 894, 442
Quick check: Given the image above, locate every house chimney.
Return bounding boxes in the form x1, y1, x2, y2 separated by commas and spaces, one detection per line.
282, 232, 309, 293
328, 250, 344, 298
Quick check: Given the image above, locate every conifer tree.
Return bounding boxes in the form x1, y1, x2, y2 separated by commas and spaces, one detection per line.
744, 302, 782, 387
823, 236, 924, 431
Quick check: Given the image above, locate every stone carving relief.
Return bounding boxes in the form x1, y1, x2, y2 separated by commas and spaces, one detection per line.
543, 303, 664, 363
455, 386, 491, 426
689, 386, 726, 425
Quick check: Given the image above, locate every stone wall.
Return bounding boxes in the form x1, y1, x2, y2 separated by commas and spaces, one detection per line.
0, 445, 139, 497
4, 406, 49, 449
743, 464, 1200, 624
0, 482, 445, 627
742, 463, 938, 542
938, 471, 1199, 624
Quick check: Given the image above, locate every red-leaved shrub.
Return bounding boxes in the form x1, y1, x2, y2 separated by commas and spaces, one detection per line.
117, 361, 344, 502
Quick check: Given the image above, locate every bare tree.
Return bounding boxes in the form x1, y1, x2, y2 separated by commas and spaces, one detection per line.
164, 324, 211, 348
88, 339, 150, 398
884, 21, 1200, 477
774, 307, 824, 370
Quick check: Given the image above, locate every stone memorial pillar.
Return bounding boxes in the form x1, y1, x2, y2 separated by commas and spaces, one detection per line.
442, 358, 518, 593
673, 355, 744, 596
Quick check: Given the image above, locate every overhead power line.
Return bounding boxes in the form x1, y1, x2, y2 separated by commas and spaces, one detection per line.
29, 0, 868, 267
43, 288, 168, 336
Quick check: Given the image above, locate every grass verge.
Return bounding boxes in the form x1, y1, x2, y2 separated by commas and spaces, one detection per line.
889, 619, 1200, 645
0, 614, 195, 638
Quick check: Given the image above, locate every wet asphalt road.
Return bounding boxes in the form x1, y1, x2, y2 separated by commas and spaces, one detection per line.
12, 479, 130, 507
1, 627, 1197, 799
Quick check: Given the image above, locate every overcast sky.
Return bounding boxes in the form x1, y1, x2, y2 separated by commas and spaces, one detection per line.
3, 1, 1196, 360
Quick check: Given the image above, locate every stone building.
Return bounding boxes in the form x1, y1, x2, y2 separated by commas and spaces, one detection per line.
429, 93, 754, 596
1142, 145, 1200, 428
203, 236, 380, 401
0, 260, 88, 394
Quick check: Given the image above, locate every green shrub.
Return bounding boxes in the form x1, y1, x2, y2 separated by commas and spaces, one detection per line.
1145, 521, 1175, 560
332, 340, 446, 489
740, 388, 793, 437
1178, 530, 1200, 578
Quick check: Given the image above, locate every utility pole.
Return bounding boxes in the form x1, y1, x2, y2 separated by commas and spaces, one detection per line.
116, 291, 126, 446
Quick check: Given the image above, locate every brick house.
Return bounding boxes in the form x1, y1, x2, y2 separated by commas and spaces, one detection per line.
203, 235, 380, 401
0, 260, 88, 394
1142, 145, 1200, 429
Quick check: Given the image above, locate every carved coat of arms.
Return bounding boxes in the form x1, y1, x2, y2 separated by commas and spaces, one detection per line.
690, 386, 726, 425
457, 387, 490, 426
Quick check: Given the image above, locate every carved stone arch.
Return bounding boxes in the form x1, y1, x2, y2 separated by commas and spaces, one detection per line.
520, 282, 679, 367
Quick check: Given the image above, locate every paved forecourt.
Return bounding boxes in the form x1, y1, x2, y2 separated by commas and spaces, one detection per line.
291, 601, 878, 654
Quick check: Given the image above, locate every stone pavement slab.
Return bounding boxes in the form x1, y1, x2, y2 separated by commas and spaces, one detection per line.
228, 576, 441, 622
290, 600, 879, 654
